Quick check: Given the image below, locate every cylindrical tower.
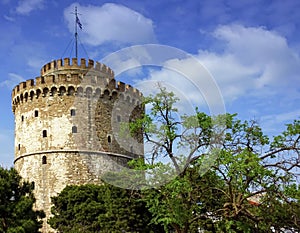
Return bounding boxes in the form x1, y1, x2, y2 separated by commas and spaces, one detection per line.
12, 58, 144, 232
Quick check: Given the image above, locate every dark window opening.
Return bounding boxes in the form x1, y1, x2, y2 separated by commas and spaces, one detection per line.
42, 156, 47, 164
18, 144, 20, 151
43, 130, 47, 138
117, 115, 121, 122
71, 109, 76, 116
108, 135, 111, 143
72, 126, 77, 133
21, 115, 24, 122
34, 110, 38, 117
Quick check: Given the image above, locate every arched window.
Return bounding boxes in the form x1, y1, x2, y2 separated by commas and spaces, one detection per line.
68, 86, 75, 96
42, 156, 47, 164
59, 86, 66, 96
72, 126, 77, 133
43, 130, 47, 138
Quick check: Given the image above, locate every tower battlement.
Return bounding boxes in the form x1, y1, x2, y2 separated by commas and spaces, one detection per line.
40, 58, 114, 77
12, 58, 142, 113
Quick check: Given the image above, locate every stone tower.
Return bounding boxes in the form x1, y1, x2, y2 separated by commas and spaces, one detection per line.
11, 58, 144, 232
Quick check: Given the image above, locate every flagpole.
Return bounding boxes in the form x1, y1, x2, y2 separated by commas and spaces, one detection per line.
75, 6, 78, 59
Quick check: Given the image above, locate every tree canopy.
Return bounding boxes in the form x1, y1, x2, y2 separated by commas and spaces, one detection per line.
127, 87, 300, 232
0, 167, 44, 233
49, 183, 164, 233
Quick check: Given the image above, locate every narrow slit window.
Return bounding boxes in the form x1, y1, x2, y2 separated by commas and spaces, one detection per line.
18, 144, 20, 151
34, 110, 38, 117
21, 115, 24, 122
71, 109, 76, 116
117, 115, 121, 122
42, 156, 47, 164
108, 135, 111, 143
43, 130, 47, 138
72, 126, 77, 133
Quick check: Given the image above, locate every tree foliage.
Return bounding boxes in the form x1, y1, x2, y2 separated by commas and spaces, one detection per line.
129, 87, 300, 233
49, 183, 164, 233
0, 167, 44, 233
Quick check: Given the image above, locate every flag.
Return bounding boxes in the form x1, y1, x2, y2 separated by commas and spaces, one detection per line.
76, 16, 82, 30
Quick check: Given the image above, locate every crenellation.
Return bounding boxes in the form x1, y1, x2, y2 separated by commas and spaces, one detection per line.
108, 79, 116, 89
80, 58, 86, 68
26, 79, 35, 88
40, 58, 115, 78
36, 77, 43, 85
13, 82, 143, 112
117, 81, 125, 92
57, 59, 63, 68
64, 58, 70, 67
19, 82, 27, 91
101, 63, 107, 72
95, 62, 101, 71
88, 59, 94, 68
72, 58, 78, 67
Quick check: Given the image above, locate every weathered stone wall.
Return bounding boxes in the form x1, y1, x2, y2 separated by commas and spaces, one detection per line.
12, 58, 144, 232
15, 151, 131, 232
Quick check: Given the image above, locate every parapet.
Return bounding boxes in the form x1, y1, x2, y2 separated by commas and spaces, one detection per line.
41, 58, 114, 77
12, 58, 143, 113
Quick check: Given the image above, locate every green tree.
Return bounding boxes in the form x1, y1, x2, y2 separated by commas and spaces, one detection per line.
49, 183, 164, 233
0, 167, 44, 233
128, 87, 300, 233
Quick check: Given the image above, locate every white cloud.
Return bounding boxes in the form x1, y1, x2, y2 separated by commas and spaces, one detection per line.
16, 0, 44, 15
3, 15, 15, 21
0, 73, 25, 89
200, 24, 300, 98
157, 24, 300, 105
64, 3, 156, 46
121, 25, 300, 120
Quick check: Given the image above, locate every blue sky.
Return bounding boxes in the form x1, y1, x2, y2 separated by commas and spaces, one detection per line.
0, 0, 299, 167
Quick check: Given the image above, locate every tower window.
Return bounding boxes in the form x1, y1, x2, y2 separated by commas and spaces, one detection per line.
43, 130, 47, 138
71, 109, 76, 116
117, 115, 121, 122
42, 156, 47, 164
108, 135, 111, 143
34, 110, 38, 117
18, 144, 20, 151
21, 115, 24, 122
72, 126, 77, 133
